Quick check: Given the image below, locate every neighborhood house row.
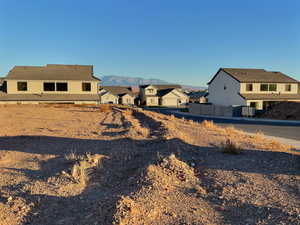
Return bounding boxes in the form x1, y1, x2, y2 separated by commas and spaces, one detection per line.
0, 64, 299, 110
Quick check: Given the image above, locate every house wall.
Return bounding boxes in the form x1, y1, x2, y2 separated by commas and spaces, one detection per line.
146, 96, 159, 106
100, 93, 118, 104
6, 80, 99, 94
161, 90, 189, 106
121, 95, 134, 105
208, 70, 246, 106
240, 83, 298, 94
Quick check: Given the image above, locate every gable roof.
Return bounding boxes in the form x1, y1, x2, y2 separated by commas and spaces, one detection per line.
208, 68, 299, 84
188, 91, 208, 99
139, 84, 181, 90
99, 86, 132, 95
5, 64, 100, 81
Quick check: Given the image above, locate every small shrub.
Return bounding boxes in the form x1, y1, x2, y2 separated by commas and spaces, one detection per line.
221, 139, 242, 154
201, 120, 217, 129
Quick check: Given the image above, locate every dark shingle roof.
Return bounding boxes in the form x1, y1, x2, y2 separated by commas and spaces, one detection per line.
99, 86, 132, 96
0, 92, 99, 101
208, 68, 299, 84
188, 91, 208, 99
240, 93, 300, 100
5, 64, 100, 81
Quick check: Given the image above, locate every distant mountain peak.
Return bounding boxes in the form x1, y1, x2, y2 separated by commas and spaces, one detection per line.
100, 75, 206, 91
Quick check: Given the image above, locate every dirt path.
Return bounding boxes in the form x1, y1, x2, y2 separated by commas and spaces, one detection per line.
0, 105, 299, 225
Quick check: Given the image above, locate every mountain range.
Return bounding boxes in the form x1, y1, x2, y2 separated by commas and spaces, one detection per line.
100, 75, 206, 91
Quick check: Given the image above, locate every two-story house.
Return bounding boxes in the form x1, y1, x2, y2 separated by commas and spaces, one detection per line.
0, 64, 100, 104
99, 86, 136, 105
139, 84, 189, 107
207, 68, 300, 110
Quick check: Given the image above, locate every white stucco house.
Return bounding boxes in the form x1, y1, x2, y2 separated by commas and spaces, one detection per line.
139, 84, 189, 107
207, 68, 300, 110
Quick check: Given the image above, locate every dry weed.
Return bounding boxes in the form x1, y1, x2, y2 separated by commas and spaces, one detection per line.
201, 120, 218, 129
221, 139, 242, 154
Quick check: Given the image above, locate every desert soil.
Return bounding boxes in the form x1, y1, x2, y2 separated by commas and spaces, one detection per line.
0, 104, 299, 225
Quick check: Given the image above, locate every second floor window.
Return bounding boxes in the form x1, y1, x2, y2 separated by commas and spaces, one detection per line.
44, 82, 55, 91
246, 83, 253, 91
269, 84, 277, 91
82, 82, 91, 91
56, 82, 68, 91
148, 89, 154, 93
285, 84, 291, 92
260, 83, 277, 92
260, 84, 268, 91
17, 82, 27, 91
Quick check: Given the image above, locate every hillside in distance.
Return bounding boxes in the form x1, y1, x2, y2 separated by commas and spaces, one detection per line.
100, 75, 206, 91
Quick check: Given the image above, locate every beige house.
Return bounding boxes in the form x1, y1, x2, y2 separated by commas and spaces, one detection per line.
0, 64, 100, 104
139, 84, 189, 107
207, 68, 300, 110
99, 86, 136, 105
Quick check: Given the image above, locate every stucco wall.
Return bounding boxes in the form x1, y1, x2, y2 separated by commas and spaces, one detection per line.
146, 96, 159, 106
100, 93, 118, 104
208, 70, 246, 106
161, 90, 189, 106
6, 80, 99, 94
240, 83, 298, 94
121, 95, 134, 105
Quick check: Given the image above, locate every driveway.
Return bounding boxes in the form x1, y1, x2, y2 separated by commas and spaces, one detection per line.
147, 108, 300, 141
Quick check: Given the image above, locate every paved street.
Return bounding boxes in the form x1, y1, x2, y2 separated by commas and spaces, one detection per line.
148, 108, 300, 141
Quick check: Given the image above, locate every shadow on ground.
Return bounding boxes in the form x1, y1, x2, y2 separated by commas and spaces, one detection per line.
0, 134, 299, 225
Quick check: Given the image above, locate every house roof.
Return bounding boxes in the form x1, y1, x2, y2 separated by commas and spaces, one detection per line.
239, 93, 300, 100
0, 92, 99, 101
99, 86, 133, 96
5, 64, 100, 81
139, 84, 182, 90
188, 91, 208, 99
208, 68, 299, 84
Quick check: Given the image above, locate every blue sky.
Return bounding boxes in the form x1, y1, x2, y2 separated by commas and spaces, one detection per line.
0, 0, 299, 86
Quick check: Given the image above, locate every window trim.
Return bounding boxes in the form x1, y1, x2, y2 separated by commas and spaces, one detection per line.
17, 81, 28, 91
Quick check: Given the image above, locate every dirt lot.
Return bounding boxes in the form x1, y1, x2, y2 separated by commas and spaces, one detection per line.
0, 104, 299, 225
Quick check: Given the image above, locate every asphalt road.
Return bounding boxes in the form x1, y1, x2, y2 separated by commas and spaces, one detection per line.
147, 108, 300, 141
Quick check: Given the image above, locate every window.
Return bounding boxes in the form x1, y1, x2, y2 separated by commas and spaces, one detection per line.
246, 83, 253, 91
269, 84, 277, 91
56, 82, 68, 91
17, 82, 27, 91
148, 88, 154, 93
250, 102, 257, 108
82, 82, 91, 92
224, 85, 227, 90
260, 84, 268, 91
285, 84, 291, 92
260, 83, 277, 92
44, 82, 55, 91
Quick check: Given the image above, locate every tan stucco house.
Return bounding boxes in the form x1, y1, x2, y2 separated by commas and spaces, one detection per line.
139, 84, 189, 107
207, 68, 300, 110
99, 86, 136, 105
0, 64, 100, 104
